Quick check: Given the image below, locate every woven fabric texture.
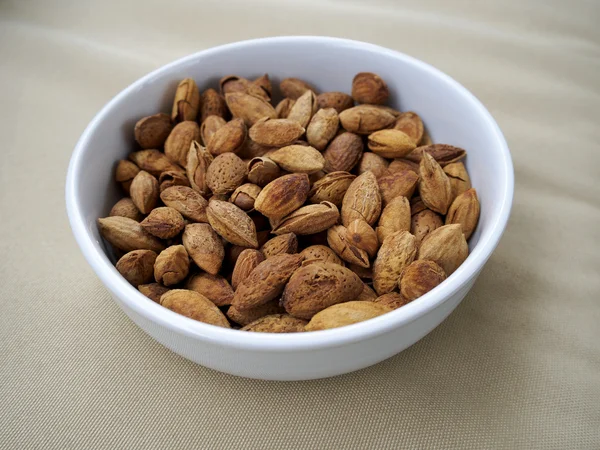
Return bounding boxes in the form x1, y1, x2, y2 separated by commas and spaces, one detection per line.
1, 0, 599, 448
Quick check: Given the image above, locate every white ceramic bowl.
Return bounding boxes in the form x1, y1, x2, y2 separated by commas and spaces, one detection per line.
66, 36, 513, 380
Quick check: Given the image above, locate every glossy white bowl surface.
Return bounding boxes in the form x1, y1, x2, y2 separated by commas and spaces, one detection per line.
66, 36, 513, 380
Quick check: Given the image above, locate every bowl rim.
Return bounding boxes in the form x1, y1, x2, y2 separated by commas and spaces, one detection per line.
66, 36, 514, 352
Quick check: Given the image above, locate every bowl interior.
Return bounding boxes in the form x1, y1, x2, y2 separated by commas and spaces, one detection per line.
67, 37, 513, 344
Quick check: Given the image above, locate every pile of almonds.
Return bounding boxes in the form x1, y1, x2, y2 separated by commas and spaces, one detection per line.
98, 72, 480, 333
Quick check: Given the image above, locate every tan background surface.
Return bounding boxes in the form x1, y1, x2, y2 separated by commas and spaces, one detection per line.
1, 0, 599, 448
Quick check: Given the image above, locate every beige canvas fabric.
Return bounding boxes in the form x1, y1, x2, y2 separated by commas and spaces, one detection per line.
1, 0, 598, 448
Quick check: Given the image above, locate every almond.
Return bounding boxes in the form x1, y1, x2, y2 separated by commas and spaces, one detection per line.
346, 219, 379, 258
231, 254, 303, 311
110, 198, 143, 222
308, 171, 355, 208
181, 223, 224, 275
306, 108, 339, 151
206, 118, 247, 155
372, 230, 417, 295
299, 245, 344, 267
405, 144, 467, 166
160, 290, 230, 328
393, 112, 424, 144
280, 77, 315, 100
378, 170, 419, 206
367, 129, 416, 158
247, 156, 282, 187
316, 92, 354, 113
171, 78, 200, 122
419, 152, 453, 214
305, 301, 391, 331
206, 199, 258, 248
164, 121, 201, 166
128, 150, 183, 178
445, 188, 480, 240
134, 113, 173, 149
411, 209, 443, 245
254, 173, 310, 220
130, 170, 159, 214
275, 98, 296, 118
417, 224, 468, 275
399, 260, 446, 300
253, 74, 272, 98
225, 92, 277, 126
373, 292, 410, 310
357, 152, 389, 178
219, 75, 246, 94
200, 115, 226, 146
351, 72, 389, 105
185, 141, 213, 196
140, 206, 185, 239
241, 314, 307, 333
227, 300, 285, 326
341, 171, 382, 227
154, 245, 189, 286
160, 186, 208, 223
249, 117, 305, 147
272, 202, 340, 235
327, 225, 370, 268
138, 283, 170, 303
186, 273, 234, 306
230, 183, 261, 211
322, 132, 363, 173
268, 144, 325, 174
206, 152, 248, 195
231, 249, 265, 290
339, 105, 396, 134
200, 88, 228, 122
443, 162, 472, 200
97, 217, 165, 253
116, 250, 157, 286
287, 89, 318, 129
261, 233, 298, 259
115, 160, 140, 194
282, 262, 363, 320
377, 196, 411, 243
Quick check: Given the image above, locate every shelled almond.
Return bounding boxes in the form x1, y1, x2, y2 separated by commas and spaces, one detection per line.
98, 71, 480, 333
